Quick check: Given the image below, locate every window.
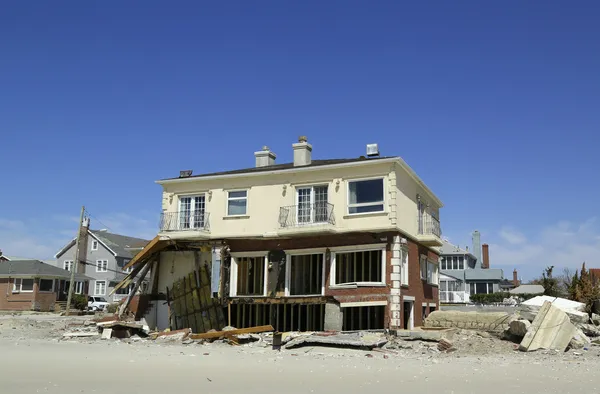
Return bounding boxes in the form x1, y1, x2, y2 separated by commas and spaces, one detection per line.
472, 282, 494, 295
116, 284, 134, 296
400, 248, 409, 286
234, 256, 266, 296
179, 195, 206, 229
420, 256, 438, 285
227, 190, 248, 216
13, 278, 34, 292
296, 185, 329, 224
289, 253, 324, 295
65, 281, 84, 294
91, 240, 99, 251
96, 260, 108, 272
348, 178, 384, 214
94, 280, 106, 296
63, 260, 74, 271
332, 249, 385, 285
39, 279, 54, 292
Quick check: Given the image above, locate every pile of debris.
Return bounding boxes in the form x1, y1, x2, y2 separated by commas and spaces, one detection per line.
507, 296, 600, 352
62, 316, 151, 340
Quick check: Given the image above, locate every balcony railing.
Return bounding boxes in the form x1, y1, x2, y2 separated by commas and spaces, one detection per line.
279, 203, 335, 228
440, 291, 470, 304
160, 211, 210, 232
418, 214, 441, 238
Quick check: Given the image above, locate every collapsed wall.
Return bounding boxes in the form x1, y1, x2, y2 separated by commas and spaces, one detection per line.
424, 310, 517, 332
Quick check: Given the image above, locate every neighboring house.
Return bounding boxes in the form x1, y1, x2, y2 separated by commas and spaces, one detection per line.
509, 284, 544, 295
0, 259, 91, 311
439, 231, 507, 304
133, 137, 444, 332
54, 229, 149, 303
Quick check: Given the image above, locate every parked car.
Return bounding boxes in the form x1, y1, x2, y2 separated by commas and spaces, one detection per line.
88, 296, 109, 311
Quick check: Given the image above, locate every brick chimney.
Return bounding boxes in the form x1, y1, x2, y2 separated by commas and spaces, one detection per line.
513, 269, 519, 287
482, 244, 489, 269
293, 136, 312, 166
254, 146, 276, 167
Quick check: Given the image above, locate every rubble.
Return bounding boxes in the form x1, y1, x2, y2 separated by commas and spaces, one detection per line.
576, 323, 600, 337
569, 328, 591, 350
395, 328, 455, 342
520, 296, 589, 324
283, 331, 387, 350
519, 301, 577, 352
508, 319, 531, 337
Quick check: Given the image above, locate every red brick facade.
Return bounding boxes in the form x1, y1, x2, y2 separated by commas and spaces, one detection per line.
0, 278, 58, 311
227, 230, 438, 329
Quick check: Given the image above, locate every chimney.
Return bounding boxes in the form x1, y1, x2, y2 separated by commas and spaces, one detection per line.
482, 243, 490, 269
472, 230, 482, 267
513, 269, 519, 287
293, 136, 312, 167
254, 146, 276, 167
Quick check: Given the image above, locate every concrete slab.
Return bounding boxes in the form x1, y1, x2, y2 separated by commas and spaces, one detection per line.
519, 301, 577, 352
101, 328, 113, 340
425, 310, 517, 332
395, 328, 455, 342
284, 332, 387, 349
522, 296, 585, 312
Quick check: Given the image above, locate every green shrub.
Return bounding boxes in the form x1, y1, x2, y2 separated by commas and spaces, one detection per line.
107, 303, 119, 314
72, 294, 88, 311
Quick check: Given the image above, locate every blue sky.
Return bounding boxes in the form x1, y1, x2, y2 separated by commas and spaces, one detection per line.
1, 1, 599, 279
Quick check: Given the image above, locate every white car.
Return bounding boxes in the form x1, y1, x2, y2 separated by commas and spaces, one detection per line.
88, 296, 109, 312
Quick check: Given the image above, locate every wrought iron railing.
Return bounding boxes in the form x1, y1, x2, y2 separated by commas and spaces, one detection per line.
160, 211, 210, 232
418, 214, 441, 238
279, 203, 335, 228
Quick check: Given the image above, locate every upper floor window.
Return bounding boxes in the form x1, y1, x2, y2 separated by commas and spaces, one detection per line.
180, 195, 206, 229
297, 185, 328, 224
91, 240, 99, 251
96, 260, 108, 273
441, 256, 464, 270
400, 248, 409, 286
348, 178, 384, 214
227, 190, 248, 216
64, 260, 74, 271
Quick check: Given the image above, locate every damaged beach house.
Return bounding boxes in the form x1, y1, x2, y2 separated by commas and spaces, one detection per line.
115, 137, 444, 334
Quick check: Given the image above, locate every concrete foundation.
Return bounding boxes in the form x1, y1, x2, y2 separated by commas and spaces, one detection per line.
424, 310, 517, 332
324, 302, 343, 331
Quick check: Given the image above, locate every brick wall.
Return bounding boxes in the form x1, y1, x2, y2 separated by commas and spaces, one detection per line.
401, 239, 439, 327
0, 278, 58, 312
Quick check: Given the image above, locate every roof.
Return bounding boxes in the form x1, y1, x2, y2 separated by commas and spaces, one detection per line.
55, 230, 150, 259
465, 268, 504, 281
160, 157, 396, 180
509, 284, 545, 295
439, 240, 476, 259
440, 271, 464, 281
0, 260, 92, 280
0, 256, 37, 261
90, 230, 149, 259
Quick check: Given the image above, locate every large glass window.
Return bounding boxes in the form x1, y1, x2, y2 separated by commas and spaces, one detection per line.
297, 185, 328, 223
334, 249, 384, 285
39, 279, 54, 292
348, 179, 384, 214
227, 191, 248, 216
179, 195, 206, 229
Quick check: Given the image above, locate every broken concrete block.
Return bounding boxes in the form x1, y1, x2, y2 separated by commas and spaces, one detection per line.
576, 323, 600, 337
284, 332, 387, 349
519, 301, 577, 352
508, 319, 531, 337
424, 310, 517, 332
395, 328, 455, 342
592, 313, 600, 325
520, 296, 589, 324
437, 338, 454, 352
569, 328, 590, 350
101, 328, 113, 340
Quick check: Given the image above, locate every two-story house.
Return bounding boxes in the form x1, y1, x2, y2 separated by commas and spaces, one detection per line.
439, 231, 506, 304
54, 228, 149, 303
131, 137, 444, 332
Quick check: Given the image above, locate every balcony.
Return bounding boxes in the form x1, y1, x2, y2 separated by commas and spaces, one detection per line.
440, 291, 470, 304
160, 211, 210, 233
278, 203, 336, 234
417, 215, 442, 247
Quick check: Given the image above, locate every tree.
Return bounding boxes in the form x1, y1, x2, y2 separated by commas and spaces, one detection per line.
572, 262, 600, 314
540, 266, 561, 297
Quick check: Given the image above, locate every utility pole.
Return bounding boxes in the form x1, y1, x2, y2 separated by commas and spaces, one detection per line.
65, 206, 85, 316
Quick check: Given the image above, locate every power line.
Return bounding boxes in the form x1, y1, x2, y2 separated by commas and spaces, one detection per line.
84, 209, 114, 233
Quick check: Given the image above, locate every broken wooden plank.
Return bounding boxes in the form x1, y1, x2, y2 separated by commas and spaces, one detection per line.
189, 325, 274, 340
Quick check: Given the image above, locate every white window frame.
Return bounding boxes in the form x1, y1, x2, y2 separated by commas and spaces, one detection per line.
178, 194, 207, 229
229, 252, 268, 297
75, 281, 84, 294
330, 245, 387, 287
38, 278, 55, 293
94, 280, 106, 296
420, 255, 439, 285
96, 260, 108, 273
400, 247, 409, 286
285, 248, 327, 297
347, 177, 386, 215
420, 255, 428, 280
226, 190, 248, 217
295, 184, 329, 224
12, 278, 34, 293
63, 260, 74, 271
91, 240, 99, 251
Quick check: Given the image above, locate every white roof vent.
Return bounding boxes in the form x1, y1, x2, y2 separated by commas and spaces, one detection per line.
366, 143, 379, 157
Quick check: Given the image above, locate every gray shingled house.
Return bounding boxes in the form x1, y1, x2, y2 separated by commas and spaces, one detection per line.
54, 229, 149, 303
